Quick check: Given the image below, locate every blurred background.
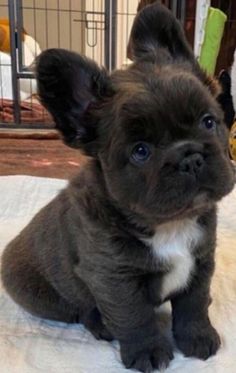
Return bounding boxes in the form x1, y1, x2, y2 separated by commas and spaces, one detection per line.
0, 0, 235, 177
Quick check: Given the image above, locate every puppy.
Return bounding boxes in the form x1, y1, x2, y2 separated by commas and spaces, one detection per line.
1, 3, 235, 372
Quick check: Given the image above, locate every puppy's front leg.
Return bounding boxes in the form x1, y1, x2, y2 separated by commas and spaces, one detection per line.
79, 263, 173, 373
171, 253, 221, 360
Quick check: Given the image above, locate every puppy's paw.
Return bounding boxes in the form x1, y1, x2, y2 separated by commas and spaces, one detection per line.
90, 320, 114, 342
174, 321, 221, 360
83, 307, 114, 341
121, 336, 174, 372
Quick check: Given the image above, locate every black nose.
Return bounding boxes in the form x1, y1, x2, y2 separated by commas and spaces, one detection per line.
179, 153, 204, 177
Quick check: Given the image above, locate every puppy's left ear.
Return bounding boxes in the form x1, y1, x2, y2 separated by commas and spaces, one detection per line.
127, 2, 195, 65
127, 2, 222, 98
36, 48, 112, 153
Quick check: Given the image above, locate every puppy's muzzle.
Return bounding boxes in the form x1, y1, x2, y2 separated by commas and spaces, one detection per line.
164, 141, 205, 178
179, 153, 204, 177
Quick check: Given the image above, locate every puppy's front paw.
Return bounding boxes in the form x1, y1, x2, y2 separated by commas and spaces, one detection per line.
120, 336, 174, 372
83, 307, 114, 341
174, 321, 221, 360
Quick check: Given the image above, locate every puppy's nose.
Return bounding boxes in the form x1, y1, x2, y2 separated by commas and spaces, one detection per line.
179, 153, 204, 177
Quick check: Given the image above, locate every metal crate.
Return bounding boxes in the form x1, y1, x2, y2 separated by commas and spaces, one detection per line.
0, 0, 185, 129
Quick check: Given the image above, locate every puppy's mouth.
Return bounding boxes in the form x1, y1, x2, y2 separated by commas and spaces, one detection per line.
185, 190, 213, 213
157, 190, 213, 220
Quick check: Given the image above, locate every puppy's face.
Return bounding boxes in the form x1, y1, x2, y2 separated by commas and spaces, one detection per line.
36, 3, 235, 226
97, 64, 234, 223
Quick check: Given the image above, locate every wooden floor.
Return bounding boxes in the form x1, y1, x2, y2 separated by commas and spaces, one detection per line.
0, 138, 87, 179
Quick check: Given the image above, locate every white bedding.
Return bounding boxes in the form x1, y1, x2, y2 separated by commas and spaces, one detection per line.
0, 35, 41, 100
231, 49, 236, 112
0, 175, 235, 373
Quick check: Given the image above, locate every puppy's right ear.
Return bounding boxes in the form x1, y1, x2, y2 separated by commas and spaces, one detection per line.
36, 49, 113, 153
128, 1, 195, 65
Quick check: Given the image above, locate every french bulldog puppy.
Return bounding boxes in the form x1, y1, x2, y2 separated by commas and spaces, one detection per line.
1, 2, 235, 372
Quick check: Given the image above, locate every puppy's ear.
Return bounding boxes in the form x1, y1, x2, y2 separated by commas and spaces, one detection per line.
128, 1, 195, 65
137, 0, 157, 12
36, 48, 112, 153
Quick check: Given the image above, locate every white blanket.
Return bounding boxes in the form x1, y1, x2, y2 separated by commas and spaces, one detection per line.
0, 175, 235, 373
0, 35, 41, 100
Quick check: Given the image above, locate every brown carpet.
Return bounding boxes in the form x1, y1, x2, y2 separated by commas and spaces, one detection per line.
0, 138, 87, 179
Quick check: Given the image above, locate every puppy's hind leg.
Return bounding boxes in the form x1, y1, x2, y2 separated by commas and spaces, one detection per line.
1, 244, 113, 341
1, 248, 80, 323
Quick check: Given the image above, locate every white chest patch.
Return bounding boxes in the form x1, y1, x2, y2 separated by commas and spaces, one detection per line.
143, 218, 203, 300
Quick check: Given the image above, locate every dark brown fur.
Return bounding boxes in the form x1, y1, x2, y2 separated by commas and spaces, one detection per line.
1, 3, 235, 372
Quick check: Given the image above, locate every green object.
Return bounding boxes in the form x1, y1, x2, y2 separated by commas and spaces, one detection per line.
199, 7, 227, 75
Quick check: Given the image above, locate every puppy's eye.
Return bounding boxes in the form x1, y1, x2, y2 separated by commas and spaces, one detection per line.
130, 143, 151, 164
200, 115, 217, 132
